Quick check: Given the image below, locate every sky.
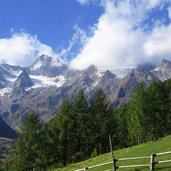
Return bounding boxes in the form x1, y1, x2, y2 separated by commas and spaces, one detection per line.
0, 0, 171, 70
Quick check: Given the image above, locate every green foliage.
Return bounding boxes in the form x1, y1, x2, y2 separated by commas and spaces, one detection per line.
128, 83, 146, 144
72, 90, 90, 161
47, 89, 117, 167
114, 105, 129, 148
90, 89, 116, 155
128, 79, 171, 145
48, 100, 73, 167
9, 113, 50, 171
7, 79, 171, 170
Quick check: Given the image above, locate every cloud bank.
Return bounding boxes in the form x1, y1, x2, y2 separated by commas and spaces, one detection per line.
71, 0, 171, 70
0, 32, 59, 66
1, 0, 171, 70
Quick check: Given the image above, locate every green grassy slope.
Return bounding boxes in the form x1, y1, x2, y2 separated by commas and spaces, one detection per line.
53, 135, 171, 171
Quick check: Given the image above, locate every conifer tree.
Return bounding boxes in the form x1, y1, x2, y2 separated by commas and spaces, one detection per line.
128, 83, 146, 145
49, 100, 76, 166
145, 81, 169, 140
90, 89, 114, 155
114, 105, 129, 148
12, 113, 46, 171
73, 89, 92, 161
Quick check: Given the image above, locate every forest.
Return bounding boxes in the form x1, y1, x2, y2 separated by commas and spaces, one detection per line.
3, 79, 171, 171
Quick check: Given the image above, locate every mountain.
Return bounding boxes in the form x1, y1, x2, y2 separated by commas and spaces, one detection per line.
13, 70, 33, 96
112, 66, 156, 106
0, 117, 16, 139
0, 64, 22, 88
0, 55, 171, 129
30, 54, 68, 77
153, 59, 171, 81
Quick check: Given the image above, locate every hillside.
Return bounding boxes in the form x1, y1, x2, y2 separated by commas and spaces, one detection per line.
53, 135, 171, 171
0, 117, 16, 139
0, 118, 16, 164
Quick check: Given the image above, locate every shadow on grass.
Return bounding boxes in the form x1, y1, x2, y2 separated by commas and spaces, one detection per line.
155, 165, 171, 170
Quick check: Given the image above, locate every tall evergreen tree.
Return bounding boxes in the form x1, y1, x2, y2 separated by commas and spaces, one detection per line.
114, 105, 129, 148
49, 100, 76, 166
144, 81, 169, 140
165, 79, 171, 134
11, 113, 47, 171
72, 89, 92, 161
128, 80, 171, 144
90, 89, 114, 155
48, 117, 61, 167
128, 83, 146, 145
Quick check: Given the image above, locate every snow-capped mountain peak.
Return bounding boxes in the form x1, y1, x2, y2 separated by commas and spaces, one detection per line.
30, 54, 64, 70
154, 58, 171, 72
29, 54, 68, 77
153, 58, 171, 81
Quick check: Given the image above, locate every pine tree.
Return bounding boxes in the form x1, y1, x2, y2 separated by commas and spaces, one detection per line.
12, 113, 46, 171
49, 100, 75, 166
128, 80, 171, 144
114, 105, 129, 148
165, 79, 171, 134
90, 89, 114, 155
48, 117, 61, 167
73, 89, 92, 161
145, 81, 169, 140
128, 83, 146, 145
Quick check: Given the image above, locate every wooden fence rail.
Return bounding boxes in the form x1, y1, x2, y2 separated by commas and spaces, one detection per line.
118, 156, 150, 161
156, 151, 171, 156
75, 150, 171, 171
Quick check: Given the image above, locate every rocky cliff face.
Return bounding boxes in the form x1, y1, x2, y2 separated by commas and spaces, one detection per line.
153, 59, 171, 81
12, 70, 33, 96
0, 55, 171, 129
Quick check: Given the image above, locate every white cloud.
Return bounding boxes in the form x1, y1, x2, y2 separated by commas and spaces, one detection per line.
59, 25, 88, 61
0, 32, 60, 66
70, 0, 171, 70
144, 25, 171, 62
1, 1, 171, 70
76, 0, 96, 5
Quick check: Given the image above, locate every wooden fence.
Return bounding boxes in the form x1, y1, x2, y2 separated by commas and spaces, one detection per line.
75, 151, 171, 171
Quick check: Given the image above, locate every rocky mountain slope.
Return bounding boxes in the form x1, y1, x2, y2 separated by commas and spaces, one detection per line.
0, 54, 170, 129
0, 117, 16, 139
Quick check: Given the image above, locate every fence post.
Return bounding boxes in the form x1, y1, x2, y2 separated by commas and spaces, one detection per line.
150, 153, 155, 171
113, 159, 117, 171
33, 163, 35, 171
84, 166, 87, 171
109, 134, 117, 171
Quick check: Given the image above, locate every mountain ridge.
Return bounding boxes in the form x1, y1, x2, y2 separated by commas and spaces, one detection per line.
0, 54, 171, 129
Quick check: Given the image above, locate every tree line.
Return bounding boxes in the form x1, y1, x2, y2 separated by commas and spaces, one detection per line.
4, 79, 171, 170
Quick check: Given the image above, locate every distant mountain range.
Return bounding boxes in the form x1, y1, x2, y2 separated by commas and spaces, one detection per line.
0, 54, 171, 129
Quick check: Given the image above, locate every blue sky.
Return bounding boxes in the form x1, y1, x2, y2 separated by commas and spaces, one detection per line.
0, 0, 171, 69
0, 0, 102, 50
